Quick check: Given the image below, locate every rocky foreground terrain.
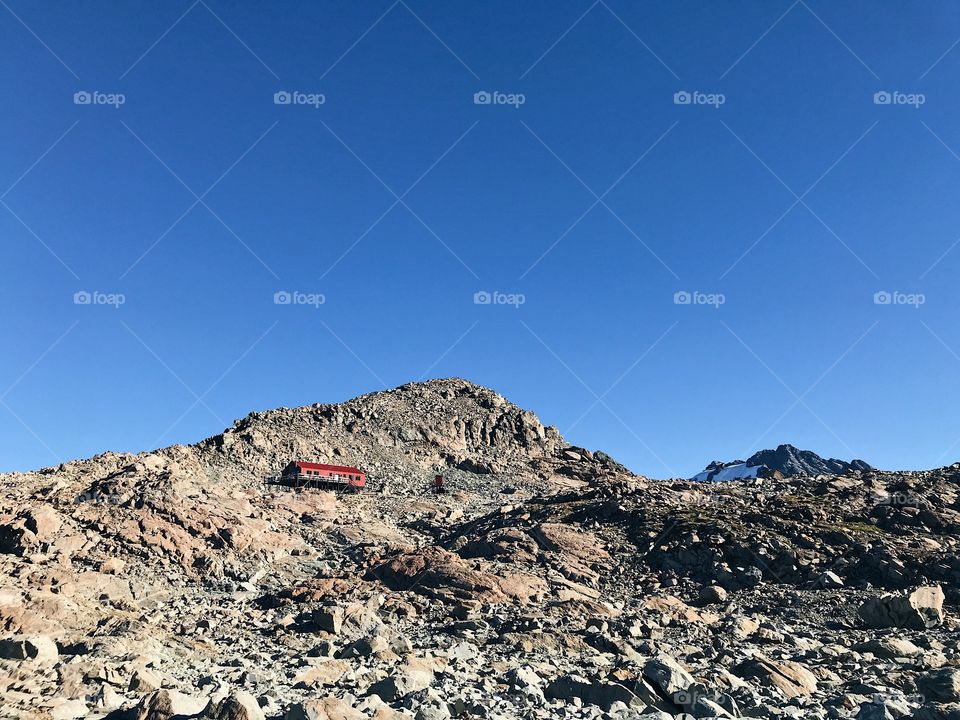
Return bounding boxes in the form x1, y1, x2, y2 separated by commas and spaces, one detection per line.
1, 379, 959, 720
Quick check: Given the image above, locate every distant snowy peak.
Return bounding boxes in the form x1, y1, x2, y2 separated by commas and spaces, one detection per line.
691, 461, 763, 483
691, 444, 872, 482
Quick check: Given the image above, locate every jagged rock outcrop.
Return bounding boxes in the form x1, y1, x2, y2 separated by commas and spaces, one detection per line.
746, 443, 872, 476
691, 443, 872, 481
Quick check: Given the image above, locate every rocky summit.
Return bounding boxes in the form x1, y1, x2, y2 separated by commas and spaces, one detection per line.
1, 379, 959, 720
744, 445, 873, 477
691, 444, 872, 483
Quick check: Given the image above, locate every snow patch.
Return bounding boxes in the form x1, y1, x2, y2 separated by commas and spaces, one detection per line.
692, 462, 761, 483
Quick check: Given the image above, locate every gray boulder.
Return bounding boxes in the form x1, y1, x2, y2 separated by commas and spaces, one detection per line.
643, 654, 695, 698
367, 669, 433, 702
0, 635, 59, 664
858, 586, 945, 630
545, 674, 642, 711
918, 669, 960, 703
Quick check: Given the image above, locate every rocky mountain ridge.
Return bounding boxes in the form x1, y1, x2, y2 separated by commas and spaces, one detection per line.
745, 444, 872, 477
1, 380, 959, 720
692, 443, 872, 482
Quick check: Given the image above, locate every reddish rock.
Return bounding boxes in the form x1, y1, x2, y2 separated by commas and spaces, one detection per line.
368, 546, 547, 604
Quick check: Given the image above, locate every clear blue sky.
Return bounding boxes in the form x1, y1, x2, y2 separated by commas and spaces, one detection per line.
3, 0, 960, 478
